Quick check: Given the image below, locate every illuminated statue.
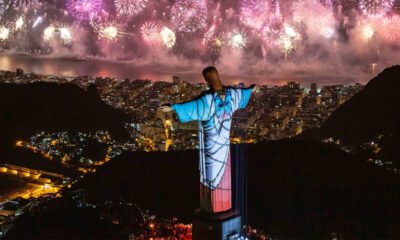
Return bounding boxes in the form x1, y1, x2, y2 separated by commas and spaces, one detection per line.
160, 66, 256, 213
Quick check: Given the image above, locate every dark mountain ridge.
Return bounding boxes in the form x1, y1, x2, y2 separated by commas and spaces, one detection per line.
299, 65, 400, 167
300, 65, 400, 145
0, 82, 128, 151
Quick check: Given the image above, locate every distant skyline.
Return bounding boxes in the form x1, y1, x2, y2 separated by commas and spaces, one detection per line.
0, 53, 384, 86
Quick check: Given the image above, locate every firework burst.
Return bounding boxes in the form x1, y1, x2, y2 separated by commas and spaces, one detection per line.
0, 25, 10, 41
261, 22, 282, 46
170, 0, 208, 33
381, 15, 400, 42
140, 21, 161, 43
240, 0, 272, 30
160, 26, 176, 48
284, 23, 300, 39
228, 30, 247, 49
280, 35, 294, 57
43, 23, 73, 45
90, 18, 124, 41
213, 35, 223, 48
202, 24, 216, 45
101, 25, 119, 41
66, 0, 102, 21
59, 27, 73, 45
361, 24, 375, 42
15, 16, 24, 31
205, 30, 225, 49
278, 23, 301, 56
43, 25, 56, 41
114, 0, 148, 16
359, 0, 394, 16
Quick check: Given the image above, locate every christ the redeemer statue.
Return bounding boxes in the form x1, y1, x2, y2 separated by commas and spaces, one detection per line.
160, 66, 256, 214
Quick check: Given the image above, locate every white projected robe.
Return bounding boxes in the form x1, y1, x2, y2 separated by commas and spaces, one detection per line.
172, 87, 252, 212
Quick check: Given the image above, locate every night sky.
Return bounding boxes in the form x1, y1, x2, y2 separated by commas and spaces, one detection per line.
0, 0, 399, 84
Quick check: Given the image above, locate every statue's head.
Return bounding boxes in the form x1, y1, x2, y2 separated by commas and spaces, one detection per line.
202, 66, 222, 90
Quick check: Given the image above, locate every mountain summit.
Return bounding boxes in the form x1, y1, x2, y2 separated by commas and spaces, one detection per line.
302, 65, 400, 145
300, 65, 400, 167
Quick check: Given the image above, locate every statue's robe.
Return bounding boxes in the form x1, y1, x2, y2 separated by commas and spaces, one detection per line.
172, 87, 252, 213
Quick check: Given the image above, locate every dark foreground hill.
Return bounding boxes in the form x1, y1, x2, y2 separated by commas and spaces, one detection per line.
5, 196, 125, 240
300, 65, 400, 166
9, 140, 399, 239
0, 82, 128, 151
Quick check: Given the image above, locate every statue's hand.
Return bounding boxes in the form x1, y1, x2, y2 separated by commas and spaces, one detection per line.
250, 84, 259, 93
159, 105, 173, 113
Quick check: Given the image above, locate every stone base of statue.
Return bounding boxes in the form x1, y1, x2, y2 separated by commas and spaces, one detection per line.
192, 209, 242, 240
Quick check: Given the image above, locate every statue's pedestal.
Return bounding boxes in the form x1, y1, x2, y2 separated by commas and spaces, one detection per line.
192, 209, 242, 240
